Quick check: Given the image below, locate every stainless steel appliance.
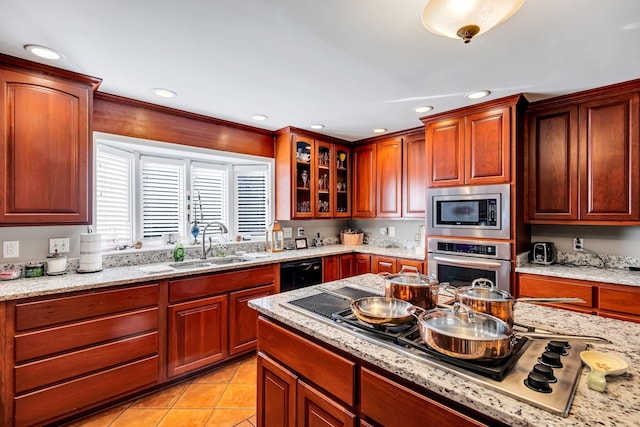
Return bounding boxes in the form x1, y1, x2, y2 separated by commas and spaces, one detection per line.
280, 258, 323, 292
427, 184, 510, 239
428, 237, 511, 292
284, 285, 587, 417
531, 242, 557, 265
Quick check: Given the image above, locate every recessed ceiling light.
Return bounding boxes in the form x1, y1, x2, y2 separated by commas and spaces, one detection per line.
412, 105, 434, 113
310, 124, 325, 130
24, 44, 62, 60
466, 90, 491, 100
152, 88, 177, 98
373, 128, 387, 134
251, 114, 268, 121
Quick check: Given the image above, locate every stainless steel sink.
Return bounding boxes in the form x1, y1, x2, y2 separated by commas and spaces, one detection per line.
168, 256, 248, 269
168, 261, 213, 269
208, 256, 249, 265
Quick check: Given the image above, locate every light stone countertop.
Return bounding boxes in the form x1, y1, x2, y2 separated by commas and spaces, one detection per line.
0, 245, 423, 301
516, 263, 640, 288
249, 273, 640, 427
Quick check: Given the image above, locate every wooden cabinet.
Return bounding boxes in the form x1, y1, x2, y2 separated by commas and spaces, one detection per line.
229, 284, 275, 356
423, 97, 521, 188
9, 284, 159, 426
339, 254, 355, 278
526, 84, 639, 223
352, 143, 377, 218
376, 137, 403, 218
257, 352, 297, 427
371, 255, 397, 274
397, 258, 426, 274
360, 368, 487, 427
298, 380, 356, 427
275, 128, 351, 219
0, 56, 100, 225
354, 254, 371, 275
517, 273, 640, 323
403, 133, 427, 218
323, 254, 356, 282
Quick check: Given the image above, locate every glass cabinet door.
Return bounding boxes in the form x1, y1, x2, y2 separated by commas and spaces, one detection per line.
335, 146, 350, 217
294, 137, 314, 218
315, 142, 333, 217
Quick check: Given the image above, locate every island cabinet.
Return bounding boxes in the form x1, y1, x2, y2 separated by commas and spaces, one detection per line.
423, 95, 524, 188
6, 283, 160, 427
0, 54, 101, 225
275, 128, 351, 219
257, 317, 494, 427
517, 273, 640, 323
168, 265, 276, 377
526, 81, 640, 223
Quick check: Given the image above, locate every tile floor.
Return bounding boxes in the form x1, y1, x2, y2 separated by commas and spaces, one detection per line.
64, 354, 257, 427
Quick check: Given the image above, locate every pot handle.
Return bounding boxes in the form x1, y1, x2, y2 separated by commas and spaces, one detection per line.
399, 265, 420, 277
377, 272, 391, 278
407, 305, 427, 318
452, 302, 476, 324
438, 282, 457, 298
470, 278, 496, 290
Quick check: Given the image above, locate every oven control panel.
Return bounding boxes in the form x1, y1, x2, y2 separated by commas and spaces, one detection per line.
436, 241, 496, 256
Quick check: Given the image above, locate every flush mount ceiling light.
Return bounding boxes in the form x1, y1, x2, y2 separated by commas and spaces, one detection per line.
152, 88, 177, 98
466, 90, 491, 99
413, 105, 434, 113
251, 114, 268, 121
24, 44, 63, 60
373, 128, 388, 134
310, 124, 325, 130
421, 0, 525, 43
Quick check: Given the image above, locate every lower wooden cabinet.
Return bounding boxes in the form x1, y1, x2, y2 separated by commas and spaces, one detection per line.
371, 255, 397, 274
258, 352, 297, 427
355, 254, 371, 274
323, 254, 356, 282
338, 254, 355, 278
397, 258, 426, 274
230, 284, 275, 355
298, 380, 356, 427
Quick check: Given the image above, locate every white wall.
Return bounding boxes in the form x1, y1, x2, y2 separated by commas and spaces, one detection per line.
0, 225, 88, 262
531, 225, 640, 257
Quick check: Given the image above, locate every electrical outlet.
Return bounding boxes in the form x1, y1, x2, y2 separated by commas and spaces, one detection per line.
49, 238, 70, 253
388, 226, 396, 237
379, 227, 387, 236
283, 227, 293, 238
297, 227, 305, 237
3, 240, 19, 258
573, 237, 584, 251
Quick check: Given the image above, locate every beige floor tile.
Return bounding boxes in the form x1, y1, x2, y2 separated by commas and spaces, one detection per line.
157, 408, 212, 427
248, 414, 257, 425
131, 383, 189, 408
205, 409, 255, 427
216, 384, 257, 409
63, 404, 129, 427
231, 363, 257, 385
232, 421, 253, 427
174, 383, 227, 409
193, 362, 240, 384
109, 408, 168, 427
240, 355, 257, 366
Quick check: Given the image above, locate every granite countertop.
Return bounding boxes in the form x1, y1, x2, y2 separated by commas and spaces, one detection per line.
516, 263, 640, 288
0, 245, 424, 301
249, 273, 640, 427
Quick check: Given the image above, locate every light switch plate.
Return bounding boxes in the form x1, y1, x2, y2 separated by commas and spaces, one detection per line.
379, 227, 387, 236
283, 227, 293, 238
3, 241, 19, 258
49, 238, 70, 253
388, 226, 396, 237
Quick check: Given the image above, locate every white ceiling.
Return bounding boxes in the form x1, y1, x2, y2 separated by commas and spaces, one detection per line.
2, 1, 639, 142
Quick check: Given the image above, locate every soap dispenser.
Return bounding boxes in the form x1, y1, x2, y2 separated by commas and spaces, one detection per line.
173, 242, 185, 262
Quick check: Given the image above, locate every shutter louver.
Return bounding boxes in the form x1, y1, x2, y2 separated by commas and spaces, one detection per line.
192, 164, 228, 235
235, 166, 268, 236
141, 158, 185, 238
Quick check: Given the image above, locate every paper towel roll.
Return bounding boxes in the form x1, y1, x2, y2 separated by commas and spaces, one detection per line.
79, 233, 103, 272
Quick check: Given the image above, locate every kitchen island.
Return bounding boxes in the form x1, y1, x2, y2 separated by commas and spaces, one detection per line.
249, 274, 640, 427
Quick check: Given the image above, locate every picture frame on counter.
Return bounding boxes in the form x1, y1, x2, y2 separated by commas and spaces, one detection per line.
295, 237, 308, 249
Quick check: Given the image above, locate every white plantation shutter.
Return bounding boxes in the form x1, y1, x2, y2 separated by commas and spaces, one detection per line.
191, 163, 228, 234
95, 146, 133, 246
234, 165, 269, 237
141, 157, 185, 238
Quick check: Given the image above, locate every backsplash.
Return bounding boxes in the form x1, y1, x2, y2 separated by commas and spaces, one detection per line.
517, 250, 640, 270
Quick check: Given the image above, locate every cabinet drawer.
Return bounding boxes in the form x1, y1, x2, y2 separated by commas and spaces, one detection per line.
15, 308, 158, 362
170, 265, 274, 302
258, 317, 355, 407
360, 367, 487, 427
15, 331, 158, 394
599, 286, 640, 316
517, 274, 593, 307
14, 355, 158, 427
15, 283, 159, 331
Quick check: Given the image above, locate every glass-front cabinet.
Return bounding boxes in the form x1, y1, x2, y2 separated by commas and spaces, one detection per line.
335, 145, 350, 217
315, 142, 333, 218
294, 136, 314, 218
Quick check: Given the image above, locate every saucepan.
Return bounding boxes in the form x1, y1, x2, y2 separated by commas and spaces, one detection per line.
446, 278, 586, 329
381, 266, 440, 310
322, 289, 416, 327
413, 303, 610, 361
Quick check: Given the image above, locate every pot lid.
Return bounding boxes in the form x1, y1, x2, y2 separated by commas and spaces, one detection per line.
382, 266, 438, 286
418, 303, 511, 340
456, 278, 511, 301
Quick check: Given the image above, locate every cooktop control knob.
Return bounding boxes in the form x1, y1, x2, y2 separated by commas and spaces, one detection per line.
539, 351, 564, 368
546, 340, 570, 355
533, 363, 557, 383
524, 372, 552, 393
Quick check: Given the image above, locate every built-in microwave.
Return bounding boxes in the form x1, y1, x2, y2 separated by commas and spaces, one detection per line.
427, 183, 510, 239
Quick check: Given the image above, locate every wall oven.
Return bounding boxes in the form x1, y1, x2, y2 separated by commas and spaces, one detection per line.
427, 238, 511, 292
427, 183, 510, 239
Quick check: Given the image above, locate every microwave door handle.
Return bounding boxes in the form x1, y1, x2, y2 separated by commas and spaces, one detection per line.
432, 256, 506, 270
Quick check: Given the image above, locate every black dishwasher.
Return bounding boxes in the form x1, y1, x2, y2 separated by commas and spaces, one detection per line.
280, 258, 323, 292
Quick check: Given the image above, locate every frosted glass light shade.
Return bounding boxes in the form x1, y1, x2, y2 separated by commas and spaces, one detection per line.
422, 0, 525, 43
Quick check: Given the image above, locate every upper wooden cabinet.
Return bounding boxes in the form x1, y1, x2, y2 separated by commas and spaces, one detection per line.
526, 82, 640, 223
275, 128, 350, 220
352, 143, 376, 218
0, 55, 100, 225
376, 138, 402, 217
402, 133, 427, 218
423, 96, 521, 188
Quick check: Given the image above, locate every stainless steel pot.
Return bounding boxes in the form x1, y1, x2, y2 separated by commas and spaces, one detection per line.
382, 266, 439, 310
322, 289, 416, 326
451, 278, 585, 328
415, 303, 610, 360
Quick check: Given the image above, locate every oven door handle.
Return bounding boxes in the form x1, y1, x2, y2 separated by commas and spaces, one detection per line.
432, 256, 507, 270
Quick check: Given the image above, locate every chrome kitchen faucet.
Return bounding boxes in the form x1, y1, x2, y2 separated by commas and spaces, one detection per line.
200, 221, 229, 259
